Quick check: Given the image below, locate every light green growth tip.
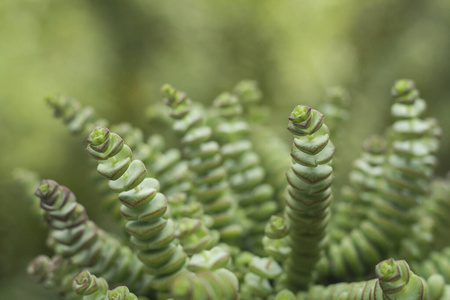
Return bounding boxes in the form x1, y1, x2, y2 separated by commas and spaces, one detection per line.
38, 182, 49, 193
363, 135, 386, 153
234, 80, 261, 104
179, 218, 198, 233
376, 259, 397, 278
327, 86, 350, 106
291, 106, 310, 123
270, 216, 285, 229
46, 96, 59, 107
88, 127, 108, 145
161, 84, 175, 97
73, 271, 91, 294
107, 287, 134, 299
214, 92, 235, 106
27, 256, 48, 276
393, 79, 414, 95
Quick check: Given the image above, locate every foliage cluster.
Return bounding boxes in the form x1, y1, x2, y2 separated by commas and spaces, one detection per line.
17, 79, 450, 299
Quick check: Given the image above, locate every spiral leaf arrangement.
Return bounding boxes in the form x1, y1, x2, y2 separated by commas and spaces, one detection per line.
330, 135, 387, 242
399, 215, 435, 262
318, 86, 351, 137
46, 96, 122, 219
73, 270, 109, 299
175, 218, 216, 256
240, 256, 282, 299
320, 80, 441, 281
34, 179, 151, 294
213, 91, 277, 250
73, 270, 139, 300
26, 79, 450, 299
412, 247, 450, 283
299, 258, 450, 300
235, 80, 291, 204
86, 127, 188, 293
263, 215, 291, 263
423, 177, 450, 245
46, 97, 169, 222
47, 95, 108, 135
167, 194, 222, 250
162, 84, 242, 240
171, 269, 239, 300
233, 80, 267, 123
385, 80, 441, 260
249, 126, 291, 205
13, 168, 43, 218
111, 122, 191, 198
28, 255, 79, 299
282, 105, 335, 290
105, 123, 168, 219
167, 193, 202, 220
171, 246, 239, 300
111, 123, 165, 168
386, 79, 439, 201
150, 148, 191, 198
397, 155, 446, 262
28, 255, 54, 288
233, 80, 262, 107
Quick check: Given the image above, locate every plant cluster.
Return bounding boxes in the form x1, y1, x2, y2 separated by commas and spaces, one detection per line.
19, 79, 450, 299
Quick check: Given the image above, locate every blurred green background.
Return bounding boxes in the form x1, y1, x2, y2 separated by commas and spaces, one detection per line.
1, 0, 449, 298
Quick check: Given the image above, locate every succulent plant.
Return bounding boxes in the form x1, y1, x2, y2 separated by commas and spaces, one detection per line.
22, 79, 450, 299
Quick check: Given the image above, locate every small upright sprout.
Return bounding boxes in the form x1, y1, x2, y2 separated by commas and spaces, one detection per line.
86, 126, 188, 293
284, 105, 335, 290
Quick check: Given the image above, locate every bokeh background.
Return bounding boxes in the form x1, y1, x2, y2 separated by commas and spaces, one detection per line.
1, 0, 449, 298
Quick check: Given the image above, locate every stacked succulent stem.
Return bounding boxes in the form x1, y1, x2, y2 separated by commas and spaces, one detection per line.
150, 148, 191, 198
240, 255, 283, 299
28, 255, 79, 299
46, 95, 108, 135
384, 80, 440, 256
385, 79, 438, 207
318, 86, 351, 138
330, 135, 387, 242
86, 127, 188, 293
213, 92, 277, 249
424, 177, 450, 246
167, 194, 222, 251
107, 124, 168, 219
14, 168, 43, 218
110, 123, 165, 170
322, 80, 439, 280
162, 84, 242, 240
73, 270, 139, 300
34, 180, 151, 294
233, 80, 265, 122
284, 105, 335, 290
412, 247, 450, 282
171, 246, 239, 299
299, 258, 450, 300
411, 177, 450, 276
249, 126, 291, 205
175, 217, 216, 256
263, 215, 291, 263
26, 79, 450, 300
171, 269, 238, 300
236, 80, 290, 205
397, 118, 442, 261
113, 122, 192, 199
46, 97, 169, 221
